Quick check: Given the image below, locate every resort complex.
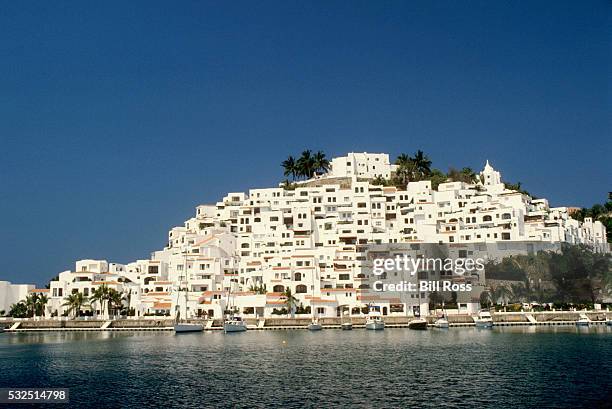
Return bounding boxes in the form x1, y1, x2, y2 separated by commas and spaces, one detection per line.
17, 152, 608, 321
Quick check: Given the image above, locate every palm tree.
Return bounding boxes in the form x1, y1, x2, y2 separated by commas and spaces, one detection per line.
296, 150, 315, 179
108, 289, 124, 317
281, 156, 297, 180
282, 288, 298, 318
62, 293, 88, 318
460, 167, 478, 183
412, 150, 432, 177
313, 151, 330, 175
248, 283, 267, 295
37, 294, 49, 318
25, 294, 39, 318
510, 283, 529, 303
90, 284, 111, 318
479, 290, 492, 308
394, 153, 416, 185
494, 285, 513, 306
123, 290, 132, 317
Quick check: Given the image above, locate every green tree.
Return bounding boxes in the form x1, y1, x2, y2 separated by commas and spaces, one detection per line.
281, 156, 297, 180
412, 150, 432, 177
429, 169, 447, 190
312, 150, 330, 175
296, 150, 315, 179
37, 294, 49, 318
282, 288, 298, 318
25, 294, 39, 318
107, 289, 124, 317
90, 284, 111, 318
62, 293, 88, 318
248, 283, 267, 294
9, 302, 28, 318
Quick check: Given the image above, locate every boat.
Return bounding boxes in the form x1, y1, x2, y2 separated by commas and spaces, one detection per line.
307, 318, 322, 331
434, 317, 449, 329
173, 287, 203, 333
222, 277, 247, 333
408, 317, 428, 330
365, 307, 385, 330
474, 311, 494, 328
408, 287, 427, 330
606, 318, 612, 326
434, 306, 449, 328
224, 315, 248, 333
575, 313, 590, 327
339, 305, 352, 330
174, 322, 204, 333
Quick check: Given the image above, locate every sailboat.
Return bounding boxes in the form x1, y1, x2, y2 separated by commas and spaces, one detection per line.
307, 272, 322, 331
174, 288, 203, 333
434, 303, 449, 329
408, 288, 427, 330
340, 306, 352, 330
223, 279, 247, 333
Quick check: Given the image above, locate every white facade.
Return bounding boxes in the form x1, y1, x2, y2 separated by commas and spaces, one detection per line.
42, 154, 608, 319
0, 281, 35, 313
329, 152, 397, 180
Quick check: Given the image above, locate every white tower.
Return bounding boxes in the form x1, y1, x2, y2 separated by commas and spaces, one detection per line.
480, 160, 502, 186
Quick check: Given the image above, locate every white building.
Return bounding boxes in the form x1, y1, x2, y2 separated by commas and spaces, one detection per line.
0, 281, 35, 313
43, 153, 608, 319
329, 152, 397, 179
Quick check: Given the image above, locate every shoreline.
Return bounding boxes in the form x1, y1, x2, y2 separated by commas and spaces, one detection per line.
3, 310, 610, 332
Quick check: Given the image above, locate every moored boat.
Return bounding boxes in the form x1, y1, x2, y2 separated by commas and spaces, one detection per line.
307, 318, 322, 331
434, 317, 449, 329
224, 316, 248, 333
174, 322, 204, 333
408, 317, 428, 330
575, 313, 590, 327
606, 318, 612, 326
365, 308, 385, 330
174, 288, 203, 333
474, 311, 493, 328
341, 322, 353, 330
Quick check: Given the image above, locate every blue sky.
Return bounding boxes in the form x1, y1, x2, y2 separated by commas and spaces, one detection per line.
1, 1, 610, 285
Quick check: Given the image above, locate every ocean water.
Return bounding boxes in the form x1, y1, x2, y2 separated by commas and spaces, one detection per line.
0, 326, 610, 408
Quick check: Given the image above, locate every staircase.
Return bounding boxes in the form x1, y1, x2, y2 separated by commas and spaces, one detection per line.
9, 322, 21, 330
525, 314, 537, 324
100, 320, 113, 329
205, 320, 214, 329
257, 318, 266, 329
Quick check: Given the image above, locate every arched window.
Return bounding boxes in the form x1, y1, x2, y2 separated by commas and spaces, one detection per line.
483, 215, 493, 222
502, 213, 511, 220
294, 272, 302, 281
273, 285, 285, 293
295, 284, 307, 294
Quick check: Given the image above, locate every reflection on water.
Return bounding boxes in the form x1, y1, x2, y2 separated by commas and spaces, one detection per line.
0, 327, 610, 408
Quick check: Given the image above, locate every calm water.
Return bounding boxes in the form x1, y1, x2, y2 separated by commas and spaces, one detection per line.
1, 327, 611, 408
